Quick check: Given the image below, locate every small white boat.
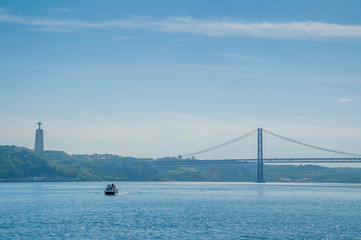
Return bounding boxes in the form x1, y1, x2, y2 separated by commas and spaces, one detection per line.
104, 183, 118, 195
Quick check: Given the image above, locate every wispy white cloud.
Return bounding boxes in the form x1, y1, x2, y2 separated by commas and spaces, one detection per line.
49, 8, 70, 13
220, 53, 268, 61
27, 27, 73, 33
112, 35, 137, 40
1, 10, 361, 38
337, 98, 354, 103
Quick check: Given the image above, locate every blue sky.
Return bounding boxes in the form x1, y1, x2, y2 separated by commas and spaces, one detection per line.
1, 0, 361, 158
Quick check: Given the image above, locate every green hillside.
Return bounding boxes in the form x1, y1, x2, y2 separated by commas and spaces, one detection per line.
1, 145, 361, 183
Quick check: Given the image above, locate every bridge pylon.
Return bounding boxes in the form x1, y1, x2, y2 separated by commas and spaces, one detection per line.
256, 128, 265, 183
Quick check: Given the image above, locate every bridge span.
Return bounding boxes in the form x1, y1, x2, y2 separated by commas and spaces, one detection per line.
146, 128, 361, 182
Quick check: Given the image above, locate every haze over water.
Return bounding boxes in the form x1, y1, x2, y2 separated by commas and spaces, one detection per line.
1, 182, 361, 239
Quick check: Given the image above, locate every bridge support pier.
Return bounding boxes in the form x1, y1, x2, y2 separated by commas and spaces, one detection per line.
256, 128, 265, 183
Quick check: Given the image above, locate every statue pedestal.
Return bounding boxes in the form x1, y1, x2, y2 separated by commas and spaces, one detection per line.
34, 129, 44, 151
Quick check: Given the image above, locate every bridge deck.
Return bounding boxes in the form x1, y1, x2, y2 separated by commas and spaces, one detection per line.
139, 158, 361, 165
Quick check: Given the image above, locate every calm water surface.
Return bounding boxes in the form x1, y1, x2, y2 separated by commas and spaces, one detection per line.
1, 182, 361, 239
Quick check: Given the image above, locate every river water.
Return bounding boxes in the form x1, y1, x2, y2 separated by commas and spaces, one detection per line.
1, 182, 361, 239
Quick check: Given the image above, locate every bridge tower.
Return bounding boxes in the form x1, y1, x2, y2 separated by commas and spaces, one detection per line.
256, 128, 265, 182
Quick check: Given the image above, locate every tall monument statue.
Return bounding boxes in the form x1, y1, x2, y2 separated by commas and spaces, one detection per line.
34, 121, 44, 151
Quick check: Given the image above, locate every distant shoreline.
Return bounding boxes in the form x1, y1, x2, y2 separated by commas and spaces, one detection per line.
2, 180, 361, 185
2, 145, 361, 183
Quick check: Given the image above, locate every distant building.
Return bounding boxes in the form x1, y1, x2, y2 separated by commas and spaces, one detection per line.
34, 122, 44, 151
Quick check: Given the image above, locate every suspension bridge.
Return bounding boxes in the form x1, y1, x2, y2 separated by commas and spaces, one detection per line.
148, 128, 361, 182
